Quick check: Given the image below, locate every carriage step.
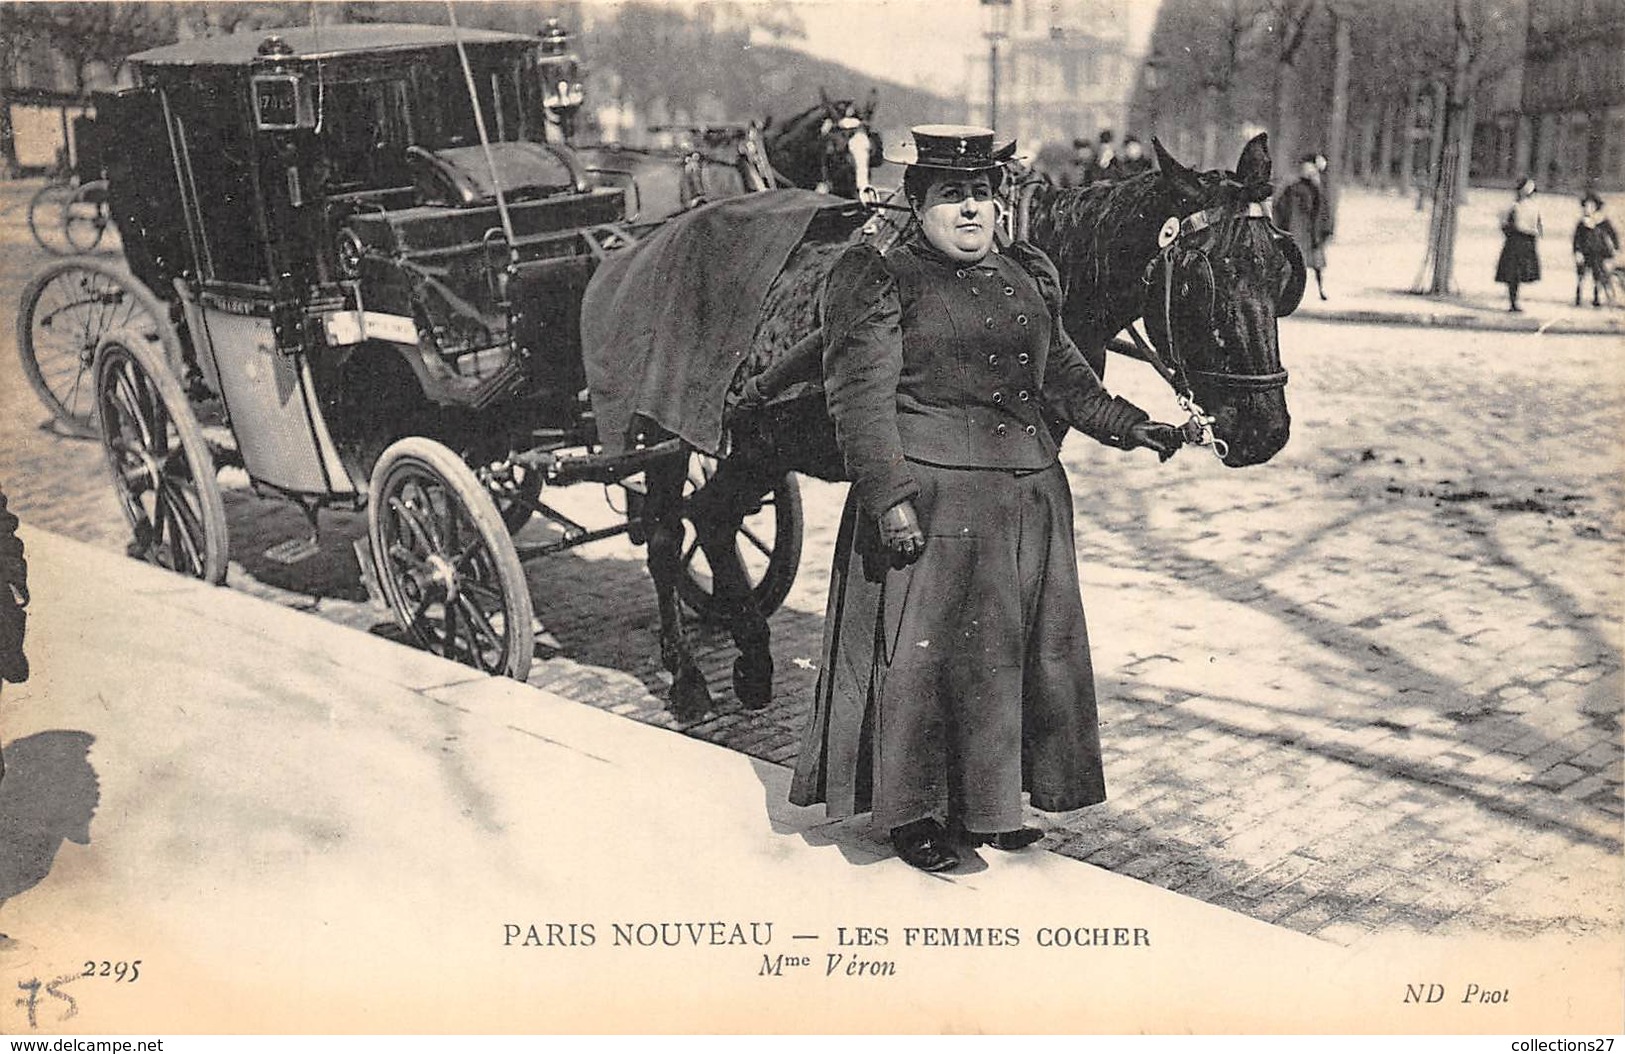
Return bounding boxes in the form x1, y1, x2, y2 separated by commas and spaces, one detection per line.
263, 537, 323, 565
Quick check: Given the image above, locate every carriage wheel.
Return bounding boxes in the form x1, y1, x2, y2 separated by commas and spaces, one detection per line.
676, 455, 803, 620
369, 437, 535, 681
94, 335, 229, 584
63, 179, 111, 253
26, 182, 74, 255
18, 258, 185, 439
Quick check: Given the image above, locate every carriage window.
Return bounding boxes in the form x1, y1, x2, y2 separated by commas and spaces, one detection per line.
320, 78, 413, 192
174, 85, 268, 286
417, 62, 525, 149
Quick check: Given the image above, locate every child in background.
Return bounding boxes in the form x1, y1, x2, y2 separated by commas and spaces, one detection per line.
1572, 192, 1619, 308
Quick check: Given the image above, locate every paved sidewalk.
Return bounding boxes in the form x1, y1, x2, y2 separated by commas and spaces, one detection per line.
0, 527, 1618, 1034
1289, 184, 1625, 335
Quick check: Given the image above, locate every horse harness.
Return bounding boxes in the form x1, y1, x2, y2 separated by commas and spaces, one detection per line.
1123, 200, 1300, 460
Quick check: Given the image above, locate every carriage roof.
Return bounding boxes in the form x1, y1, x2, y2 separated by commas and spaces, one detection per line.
128, 23, 536, 70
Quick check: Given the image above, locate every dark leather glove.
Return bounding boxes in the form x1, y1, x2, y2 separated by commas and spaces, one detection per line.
878, 500, 926, 569
1127, 421, 1183, 462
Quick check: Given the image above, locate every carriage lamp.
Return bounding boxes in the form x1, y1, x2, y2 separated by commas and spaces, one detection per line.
336, 230, 365, 280
536, 20, 586, 117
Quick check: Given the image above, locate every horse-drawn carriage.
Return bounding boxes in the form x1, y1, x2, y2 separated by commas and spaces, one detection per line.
16, 18, 1302, 714
15, 22, 809, 683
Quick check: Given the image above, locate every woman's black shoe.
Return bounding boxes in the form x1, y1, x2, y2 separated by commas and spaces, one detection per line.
958, 826, 1045, 851
890, 820, 959, 872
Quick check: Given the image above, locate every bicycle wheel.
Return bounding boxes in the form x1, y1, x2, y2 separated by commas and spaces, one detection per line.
64, 179, 111, 253
27, 182, 74, 255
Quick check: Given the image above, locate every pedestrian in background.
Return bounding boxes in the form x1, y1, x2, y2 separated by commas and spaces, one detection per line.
1275, 153, 1334, 301
1314, 152, 1338, 234
790, 124, 1182, 873
1095, 128, 1124, 181
1496, 177, 1543, 313
1572, 191, 1619, 308
0, 484, 30, 787
1118, 135, 1154, 178
1060, 138, 1098, 189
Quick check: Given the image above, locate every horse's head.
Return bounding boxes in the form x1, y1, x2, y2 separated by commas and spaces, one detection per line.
814, 88, 880, 200
762, 89, 879, 200
1140, 134, 1296, 467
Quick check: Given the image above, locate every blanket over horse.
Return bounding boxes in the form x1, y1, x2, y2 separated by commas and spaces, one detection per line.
581, 189, 861, 457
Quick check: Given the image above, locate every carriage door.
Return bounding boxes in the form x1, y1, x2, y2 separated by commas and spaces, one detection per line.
170, 75, 354, 499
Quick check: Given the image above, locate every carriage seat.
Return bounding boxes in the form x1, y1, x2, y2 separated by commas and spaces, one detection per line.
407, 141, 585, 208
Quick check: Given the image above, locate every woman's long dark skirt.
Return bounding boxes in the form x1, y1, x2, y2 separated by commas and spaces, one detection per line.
1496, 231, 1541, 285
789, 460, 1107, 833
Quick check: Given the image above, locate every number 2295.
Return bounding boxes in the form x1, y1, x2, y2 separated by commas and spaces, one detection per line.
82, 960, 141, 982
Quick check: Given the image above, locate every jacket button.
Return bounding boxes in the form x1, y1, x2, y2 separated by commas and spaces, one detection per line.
984, 317, 995, 328
987, 353, 999, 366
1017, 352, 1030, 365
956, 269, 967, 278
1019, 390, 1030, 402
1017, 314, 1029, 326
995, 423, 1008, 437
1024, 424, 1037, 436
993, 391, 1004, 404
970, 286, 980, 296
1004, 285, 1015, 296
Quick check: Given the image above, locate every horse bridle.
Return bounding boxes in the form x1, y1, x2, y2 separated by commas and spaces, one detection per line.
1130, 200, 1293, 459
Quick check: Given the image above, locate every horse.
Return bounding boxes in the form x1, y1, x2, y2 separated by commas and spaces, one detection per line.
761, 89, 879, 201
586, 133, 1299, 719
571, 91, 879, 229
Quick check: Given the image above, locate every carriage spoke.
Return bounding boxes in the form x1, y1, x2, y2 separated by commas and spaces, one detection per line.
159, 481, 206, 576
439, 597, 460, 660
388, 495, 437, 556
457, 594, 504, 662
739, 524, 772, 559
387, 542, 432, 575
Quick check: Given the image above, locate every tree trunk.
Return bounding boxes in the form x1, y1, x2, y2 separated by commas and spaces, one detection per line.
1328, 10, 1351, 183
1202, 88, 1218, 171
1377, 95, 1398, 189
1273, 58, 1294, 175
1423, 79, 1448, 208
1426, 16, 1474, 296
1398, 83, 1419, 195
1356, 102, 1377, 182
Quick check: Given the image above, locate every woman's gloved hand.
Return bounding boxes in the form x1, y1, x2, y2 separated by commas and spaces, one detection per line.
879, 500, 926, 569
1127, 421, 1184, 462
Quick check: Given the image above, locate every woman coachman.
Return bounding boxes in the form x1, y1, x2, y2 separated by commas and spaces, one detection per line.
790, 126, 1182, 873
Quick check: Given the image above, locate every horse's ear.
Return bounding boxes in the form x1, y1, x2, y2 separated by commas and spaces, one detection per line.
863, 87, 878, 120
1237, 132, 1272, 186
1152, 136, 1204, 202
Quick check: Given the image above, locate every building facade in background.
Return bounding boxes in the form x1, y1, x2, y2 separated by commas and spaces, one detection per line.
1520, 0, 1625, 191
965, 0, 1137, 163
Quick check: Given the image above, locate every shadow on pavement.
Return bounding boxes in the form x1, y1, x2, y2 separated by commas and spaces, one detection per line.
0, 730, 99, 909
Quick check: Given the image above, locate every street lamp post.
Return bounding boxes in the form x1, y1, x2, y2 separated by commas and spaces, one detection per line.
981, 0, 1011, 128
1144, 48, 1163, 139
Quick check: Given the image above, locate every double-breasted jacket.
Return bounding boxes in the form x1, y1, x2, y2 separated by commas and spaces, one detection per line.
820, 237, 1147, 520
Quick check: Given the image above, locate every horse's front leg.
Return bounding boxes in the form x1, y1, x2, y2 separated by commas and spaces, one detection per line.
645, 454, 712, 719
689, 459, 776, 711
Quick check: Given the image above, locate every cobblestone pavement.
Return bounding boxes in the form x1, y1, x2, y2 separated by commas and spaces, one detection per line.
0, 181, 1619, 948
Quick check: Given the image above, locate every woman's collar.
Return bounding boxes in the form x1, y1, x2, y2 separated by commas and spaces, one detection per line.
905, 232, 1000, 271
